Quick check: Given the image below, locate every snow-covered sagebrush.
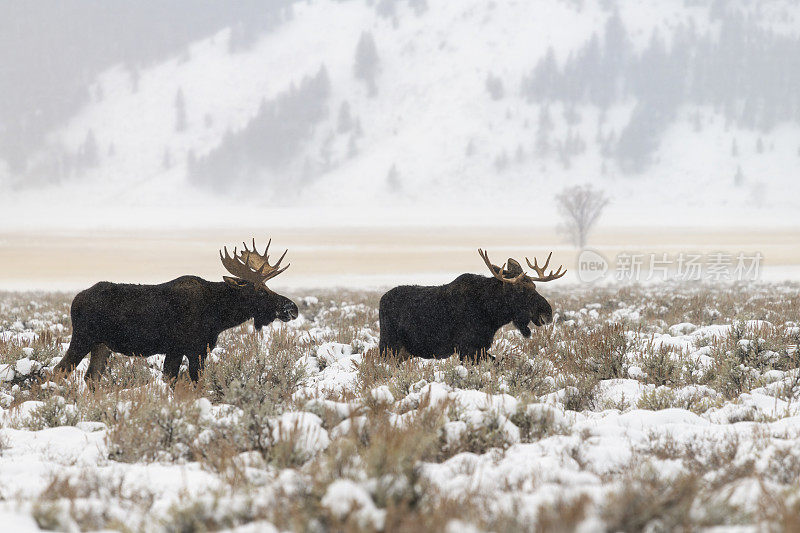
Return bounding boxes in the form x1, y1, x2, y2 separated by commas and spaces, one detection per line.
0, 282, 799, 531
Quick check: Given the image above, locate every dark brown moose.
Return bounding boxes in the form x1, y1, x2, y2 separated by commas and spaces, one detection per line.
379, 249, 566, 360
54, 238, 298, 383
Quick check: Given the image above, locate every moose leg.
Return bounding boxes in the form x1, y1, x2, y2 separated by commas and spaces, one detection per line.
187, 353, 202, 383
378, 315, 404, 358
379, 342, 396, 358
54, 336, 92, 378
475, 342, 494, 362
85, 344, 111, 382
162, 354, 183, 381
379, 335, 405, 358
457, 344, 487, 364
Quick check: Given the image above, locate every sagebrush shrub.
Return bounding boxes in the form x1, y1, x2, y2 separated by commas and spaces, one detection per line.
23, 395, 80, 430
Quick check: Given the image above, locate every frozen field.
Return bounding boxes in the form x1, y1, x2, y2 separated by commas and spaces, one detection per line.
1, 282, 800, 531
2, 226, 800, 291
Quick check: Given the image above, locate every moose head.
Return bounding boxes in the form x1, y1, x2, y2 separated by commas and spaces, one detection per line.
478, 248, 566, 337
220, 238, 299, 329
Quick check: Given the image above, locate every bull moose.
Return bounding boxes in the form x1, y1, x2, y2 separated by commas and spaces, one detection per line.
54, 238, 298, 382
379, 249, 565, 360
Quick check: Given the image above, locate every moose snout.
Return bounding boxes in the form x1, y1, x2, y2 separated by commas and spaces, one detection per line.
279, 302, 299, 322
534, 312, 553, 326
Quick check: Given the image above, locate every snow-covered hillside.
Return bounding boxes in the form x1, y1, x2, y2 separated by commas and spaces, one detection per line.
3, 0, 800, 228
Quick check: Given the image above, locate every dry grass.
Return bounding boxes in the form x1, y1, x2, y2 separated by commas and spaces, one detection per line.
602, 465, 701, 532
2, 282, 800, 531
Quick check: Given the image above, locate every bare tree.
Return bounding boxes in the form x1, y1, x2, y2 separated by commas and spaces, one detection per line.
555, 184, 609, 248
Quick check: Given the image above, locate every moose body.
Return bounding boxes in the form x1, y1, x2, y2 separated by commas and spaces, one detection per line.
54, 239, 298, 382
379, 250, 564, 360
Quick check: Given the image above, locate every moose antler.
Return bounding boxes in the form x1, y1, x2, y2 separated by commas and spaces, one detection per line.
525, 252, 566, 282
478, 248, 526, 284
220, 238, 290, 287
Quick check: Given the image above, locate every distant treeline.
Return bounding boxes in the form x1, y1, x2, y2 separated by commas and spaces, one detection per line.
187, 67, 331, 192
520, 5, 800, 171
0, 1, 293, 174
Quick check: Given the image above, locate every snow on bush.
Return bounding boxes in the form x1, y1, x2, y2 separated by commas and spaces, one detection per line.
0, 283, 800, 530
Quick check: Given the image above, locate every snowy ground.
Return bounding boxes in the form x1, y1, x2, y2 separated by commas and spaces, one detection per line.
1, 282, 800, 531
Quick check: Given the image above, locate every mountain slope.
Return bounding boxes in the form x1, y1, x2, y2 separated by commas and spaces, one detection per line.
3, 0, 800, 228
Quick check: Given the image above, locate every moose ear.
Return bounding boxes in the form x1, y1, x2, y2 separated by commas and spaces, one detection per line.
223, 276, 249, 289
506, 258, 524, 276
